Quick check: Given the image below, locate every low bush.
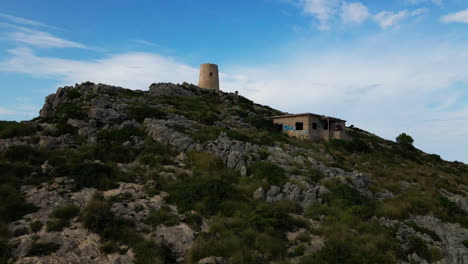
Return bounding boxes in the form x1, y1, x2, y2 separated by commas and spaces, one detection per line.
462, 240, 468, 248
71, 162, 119, 190
30, 221, 43, 232
28, 242, 61, 256
406, 221, 440, 241
407, 235, 442, 263
46, 219, 69, 232
248, 162, 286, 186
0, 184, 37, 222
145, 206, 180, 227
0, 121, 38, 139
55, 102, 87, 120
127, 105, 166, 123
100, 241, 119, 254
97, 127, 145, 144
4, 145, 41, 164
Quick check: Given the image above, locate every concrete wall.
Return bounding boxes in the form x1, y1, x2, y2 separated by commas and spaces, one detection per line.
198, 63, 220, 90
273, 115, 348, 141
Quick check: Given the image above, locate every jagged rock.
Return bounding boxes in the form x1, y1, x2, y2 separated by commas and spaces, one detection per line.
153, 223, 195, 260
253, 187, 265, 200
264, 181, 329, 208
198, 256, 227, 264
149, 83, 194, 96
89, 107, 121, 123
144, 119, 197, 151
440, 189, 468, 213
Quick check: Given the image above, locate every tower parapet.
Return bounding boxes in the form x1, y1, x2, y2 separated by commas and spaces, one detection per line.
198, 63, 219, 90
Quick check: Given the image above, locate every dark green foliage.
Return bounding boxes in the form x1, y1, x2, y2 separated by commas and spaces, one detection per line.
81, 195, 175, 264
46, 218, 69, 232
47, 204, 80, 231
462, 240, 468, 248
4, 145, 40, 164
185, 213, 203, 232
0, 121, 38, 139
28, 242, 61, 256
437, 196, 468, 227
304, 168, 325, 182
323, 184, 376, 218
100, 241, 119, 254
248, 203, 292, 232
30, 221, 43, 232
55, 102, 87, 120
289, 244, 306, 257
71, 162, 119, 190
0, 222, 10, 264
51, 204, 80, 220
407, 235, 442, 262
406, 221, 440, 241
145, 206, 180, 227
396, 133, 414, 147
300, 236, 398, 264
248, 162, 286, 186
192, 127, 253, 143
0, 184, 37, 222
97, 127, 145, 144
127, 105, 166, 122
66, 88, 82, 100
329, 138, 371, 153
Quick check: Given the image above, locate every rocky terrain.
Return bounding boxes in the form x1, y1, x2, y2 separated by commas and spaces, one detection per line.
0, 81, 467, 264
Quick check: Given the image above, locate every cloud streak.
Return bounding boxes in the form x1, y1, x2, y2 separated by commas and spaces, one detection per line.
441, 9, 468, 23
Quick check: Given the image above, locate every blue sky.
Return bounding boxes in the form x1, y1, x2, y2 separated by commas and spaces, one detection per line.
0, 0, 468, 163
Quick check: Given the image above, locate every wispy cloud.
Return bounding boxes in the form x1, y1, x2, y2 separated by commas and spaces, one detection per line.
341, 2, 370, 24
441, 9, 468, 23
374, 8, 428, 29
133, 39, 157, 46
4, 29, 86, 48
0, 12, 56, 29
293, 1, 428, 30
405, 0, 443, 7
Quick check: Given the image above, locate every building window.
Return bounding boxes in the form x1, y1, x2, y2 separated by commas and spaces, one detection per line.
312, 123, 318, 130
210, 72, 213, 76
295, 122, 304, 130
321, 120, 329, 130
276, 124, 283, 132
335, 125, 342, 131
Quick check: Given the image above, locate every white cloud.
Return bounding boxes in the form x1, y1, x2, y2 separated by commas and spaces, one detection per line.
0, 107, 16, 115
0, 47, 198, 90
441, 9, 468, 23
0, 12, 54, 29
405, 0, 443, 7
4, 29, 86, 48
133, 39, 157, 46
374, 8, 427, 29
341, 2, 370, 24
299, 0, 340, 30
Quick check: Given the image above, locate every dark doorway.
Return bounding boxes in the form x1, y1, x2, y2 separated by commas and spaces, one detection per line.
321, 120, 329, 130
312, 123, 318, 130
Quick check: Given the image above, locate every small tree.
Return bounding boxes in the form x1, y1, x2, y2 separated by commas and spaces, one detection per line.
396, 133, 414, 147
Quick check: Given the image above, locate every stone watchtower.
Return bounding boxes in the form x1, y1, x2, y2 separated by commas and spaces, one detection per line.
198, 63, 219, 90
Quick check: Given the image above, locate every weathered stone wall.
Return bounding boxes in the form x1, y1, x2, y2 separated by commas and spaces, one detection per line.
198, 63, 219, 90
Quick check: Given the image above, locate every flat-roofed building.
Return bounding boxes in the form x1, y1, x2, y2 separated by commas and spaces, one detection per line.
271, 113, 347, 141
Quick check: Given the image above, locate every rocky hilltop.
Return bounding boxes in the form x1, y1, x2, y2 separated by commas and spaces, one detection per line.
0, 82, 467, 264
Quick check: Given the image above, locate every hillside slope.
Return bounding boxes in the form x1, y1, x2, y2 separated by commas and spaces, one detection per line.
0, 82, 467, 264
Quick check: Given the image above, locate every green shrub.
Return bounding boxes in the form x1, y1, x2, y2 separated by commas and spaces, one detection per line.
289, 244, 306, 257
51, 204, 80, 220
55, 102, 87, 120
248, 162, 286, 186
462, 240, 468, 248
100, 241, 119, 254
406, 221, 440, 241
67, 88, 82, 100
71, 162, 119, 190
407, 235, 442, 262
323, 184, 376, 218
0, 222, 10, 263
0, 121, 38, 139
437, 196, 468, 227
46, 219, 69, 232
81, 195, 115, 234
97, 127, 145, 144
396, 133, 414, 147
145, 206, 180, 227
185, 213, 203, 232
30, 221, 43, 232
4, 145, 41, 163
28, 242, 61, 256
127, 105, 166, 122
0, 184, 37, 222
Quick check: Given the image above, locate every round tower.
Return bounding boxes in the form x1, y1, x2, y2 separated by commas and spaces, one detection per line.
198, 63, 219, 90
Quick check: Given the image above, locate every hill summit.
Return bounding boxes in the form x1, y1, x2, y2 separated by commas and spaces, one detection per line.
0, 82, 467, 264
